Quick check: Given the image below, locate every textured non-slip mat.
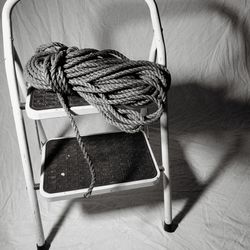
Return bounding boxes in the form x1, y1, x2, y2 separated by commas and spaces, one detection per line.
42, 132, 158, 194
29, 89, 89, 110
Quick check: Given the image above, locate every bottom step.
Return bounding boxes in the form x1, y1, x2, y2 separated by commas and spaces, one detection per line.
40, 132, 160, 201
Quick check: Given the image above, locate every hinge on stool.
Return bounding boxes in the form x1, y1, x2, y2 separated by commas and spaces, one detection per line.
20, 102, 26, 110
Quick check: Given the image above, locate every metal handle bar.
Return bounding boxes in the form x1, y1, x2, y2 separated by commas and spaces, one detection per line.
2, 0, 166, 67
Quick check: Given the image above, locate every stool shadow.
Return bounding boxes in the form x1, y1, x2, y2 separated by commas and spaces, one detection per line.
45, 185, 162, 246
45, 82, 250, 245
43, 0, 250, 243
77, 83, 250, 228
167, 83, 250, 225
46, 201, 74, 246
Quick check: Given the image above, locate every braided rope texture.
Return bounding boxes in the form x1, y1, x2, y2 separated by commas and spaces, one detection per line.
24, 42, 171, 197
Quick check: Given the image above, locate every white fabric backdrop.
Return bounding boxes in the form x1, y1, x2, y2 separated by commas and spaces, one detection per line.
1, 0, 250, 249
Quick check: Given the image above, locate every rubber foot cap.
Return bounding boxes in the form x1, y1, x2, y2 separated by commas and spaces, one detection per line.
164, 222, 177, 233
37, 241, 50, 250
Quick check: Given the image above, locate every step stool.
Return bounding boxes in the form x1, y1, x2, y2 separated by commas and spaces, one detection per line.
2, 0, 174, 249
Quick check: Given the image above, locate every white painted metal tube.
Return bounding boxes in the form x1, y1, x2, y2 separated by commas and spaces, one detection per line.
145, 0, 166, 66
14, 61, 27, 98
13, 46, 27, 98
160, 112, 172, 225
145, 0, 172, 226
2, 0, 45, 247
149, 36, 157, 62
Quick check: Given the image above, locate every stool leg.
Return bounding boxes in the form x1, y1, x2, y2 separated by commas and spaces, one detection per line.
29, 191, 49, 250
160, 111, 175, 232
2, 2, 48, 247
19, 133, 48, 248
163, 157, 174, 232
11, 110, 47, 247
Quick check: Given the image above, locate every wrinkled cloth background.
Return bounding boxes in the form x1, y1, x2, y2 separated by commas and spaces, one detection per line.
1, 0, 250, 249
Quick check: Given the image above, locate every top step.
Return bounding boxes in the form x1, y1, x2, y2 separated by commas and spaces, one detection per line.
26, 89, 99, 119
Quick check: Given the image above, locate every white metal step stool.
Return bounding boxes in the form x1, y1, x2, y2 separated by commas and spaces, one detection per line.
2, 0, 174, 249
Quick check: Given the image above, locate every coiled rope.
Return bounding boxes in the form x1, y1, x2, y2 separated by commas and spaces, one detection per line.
24, 42, 171, 197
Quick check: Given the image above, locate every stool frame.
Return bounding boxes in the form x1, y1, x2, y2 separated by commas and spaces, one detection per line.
2, 0, 173, 248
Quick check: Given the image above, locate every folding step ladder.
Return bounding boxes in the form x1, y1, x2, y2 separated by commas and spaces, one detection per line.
2, 0, 174, 249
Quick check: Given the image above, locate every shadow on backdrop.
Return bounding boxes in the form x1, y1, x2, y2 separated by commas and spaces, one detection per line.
45, 81, 250, 246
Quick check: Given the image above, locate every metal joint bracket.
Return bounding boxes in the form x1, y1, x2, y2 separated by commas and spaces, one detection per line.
34, 183, 40, 190
159, 165, 165, 171
20, 102, 25, 110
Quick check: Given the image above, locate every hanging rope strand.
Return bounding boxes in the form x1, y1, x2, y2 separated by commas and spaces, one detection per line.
24, 42, 171, 197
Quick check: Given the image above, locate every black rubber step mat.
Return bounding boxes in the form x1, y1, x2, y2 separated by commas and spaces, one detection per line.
29, 89, 89, 110
42, 132, 158, 194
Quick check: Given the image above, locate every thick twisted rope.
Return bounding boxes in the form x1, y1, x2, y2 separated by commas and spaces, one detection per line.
24, 42, 171, 197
